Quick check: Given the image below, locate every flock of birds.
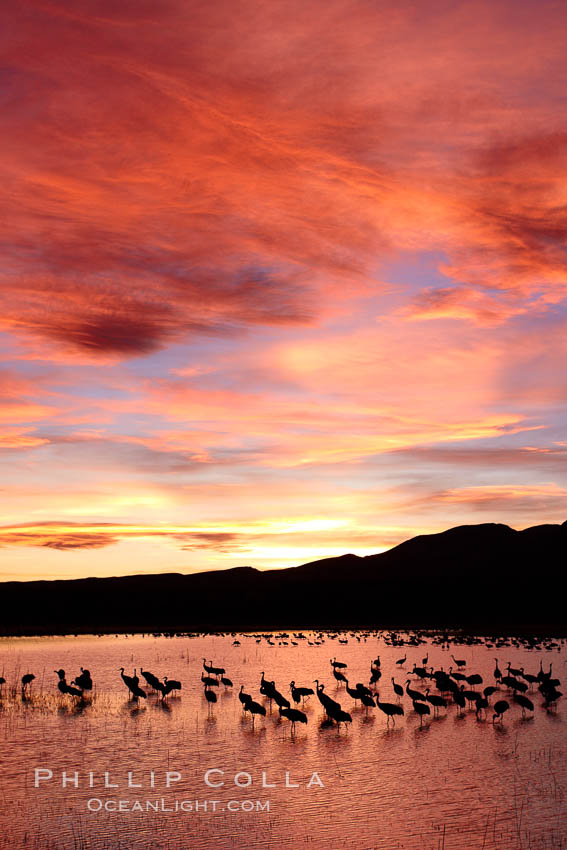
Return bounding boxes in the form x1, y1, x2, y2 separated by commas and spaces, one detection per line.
3, 646, 561, 736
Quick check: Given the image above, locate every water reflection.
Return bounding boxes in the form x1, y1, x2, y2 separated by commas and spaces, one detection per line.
0, 630, 564, 850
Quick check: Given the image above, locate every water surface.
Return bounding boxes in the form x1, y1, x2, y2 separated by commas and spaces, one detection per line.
0, 631, 565, 850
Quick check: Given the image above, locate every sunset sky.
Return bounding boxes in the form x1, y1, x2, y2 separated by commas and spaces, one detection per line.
2, 0, 567, 580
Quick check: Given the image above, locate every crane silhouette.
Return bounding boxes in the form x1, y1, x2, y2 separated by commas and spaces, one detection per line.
453, 689, 466, 715
425, 689, 447, 714
204, 684, 217, 711
375, 694, 404, 725
391, 678, 404, 701
313, 680, 341, 718
21, 673, 35, 696
289, 681, 313, 704
492, 699, 509, 722
119, 668, 146, 700
55, 670, 83, 700
513, 694, 534, 716
244, 699, 266, 726
238, 685, 252, 709
413, 699, 430, 726
163, 677, 181, 697
406, 680, 426, 702
332, 668, 347, 687
279, 705, 307, 734
359, 692, 375, 714
73, 668, 92, 691
140, 668, 161, 691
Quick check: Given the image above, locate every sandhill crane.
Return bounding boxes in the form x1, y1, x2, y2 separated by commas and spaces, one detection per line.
330, 658, 347, 669
359, 692, 375, 713
370, 666, 382, 685
449, 668, 467, 682
204, 685, 217, 710
345, 680, 361, 704
519, 668, 539, 688
119, 668, 146, 700
260, 672, 275, 697
395, 655, 406, 666
451, 655, 466, 668
221, 676, 233, 689
375, 695, 404, 725
55, 669, 69, 695
313, 681, 341, 718
326, 702, 352, 730
21, 673, 35, 695
425, 689, 447, 714
201, 673, 219, 688
391, 678, 404, 701
462, 688, 481, 707
406, 681, 426, 702
513, 694, 534, 716
272, 688, 291, 710
140, 669, 161, 690
493, 700, 509, 722
164, 677, 182, 697
238, 685, 252, 709
244, 699, 266, 726
453, 690, 466, 714
501, 675, 527, 693
74, 668, 92, 691
64, 681, 84, 698
412, 665, 428, 679
413, 699, 430, 726
466, 674, 483, 686
289, 682, 313, 704
279, 706, 307, 733
332, 669, 347, 687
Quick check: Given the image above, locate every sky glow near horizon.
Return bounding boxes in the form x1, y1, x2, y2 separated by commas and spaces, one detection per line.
2, 0, 567, 580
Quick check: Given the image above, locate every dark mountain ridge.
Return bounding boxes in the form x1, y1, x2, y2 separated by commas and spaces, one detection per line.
1, 521, 565, 635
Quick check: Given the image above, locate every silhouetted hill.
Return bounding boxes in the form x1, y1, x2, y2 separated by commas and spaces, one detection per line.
1, 521, 565, 635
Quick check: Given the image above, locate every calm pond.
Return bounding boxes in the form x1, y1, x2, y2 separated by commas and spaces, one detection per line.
0, 631, 565, 850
